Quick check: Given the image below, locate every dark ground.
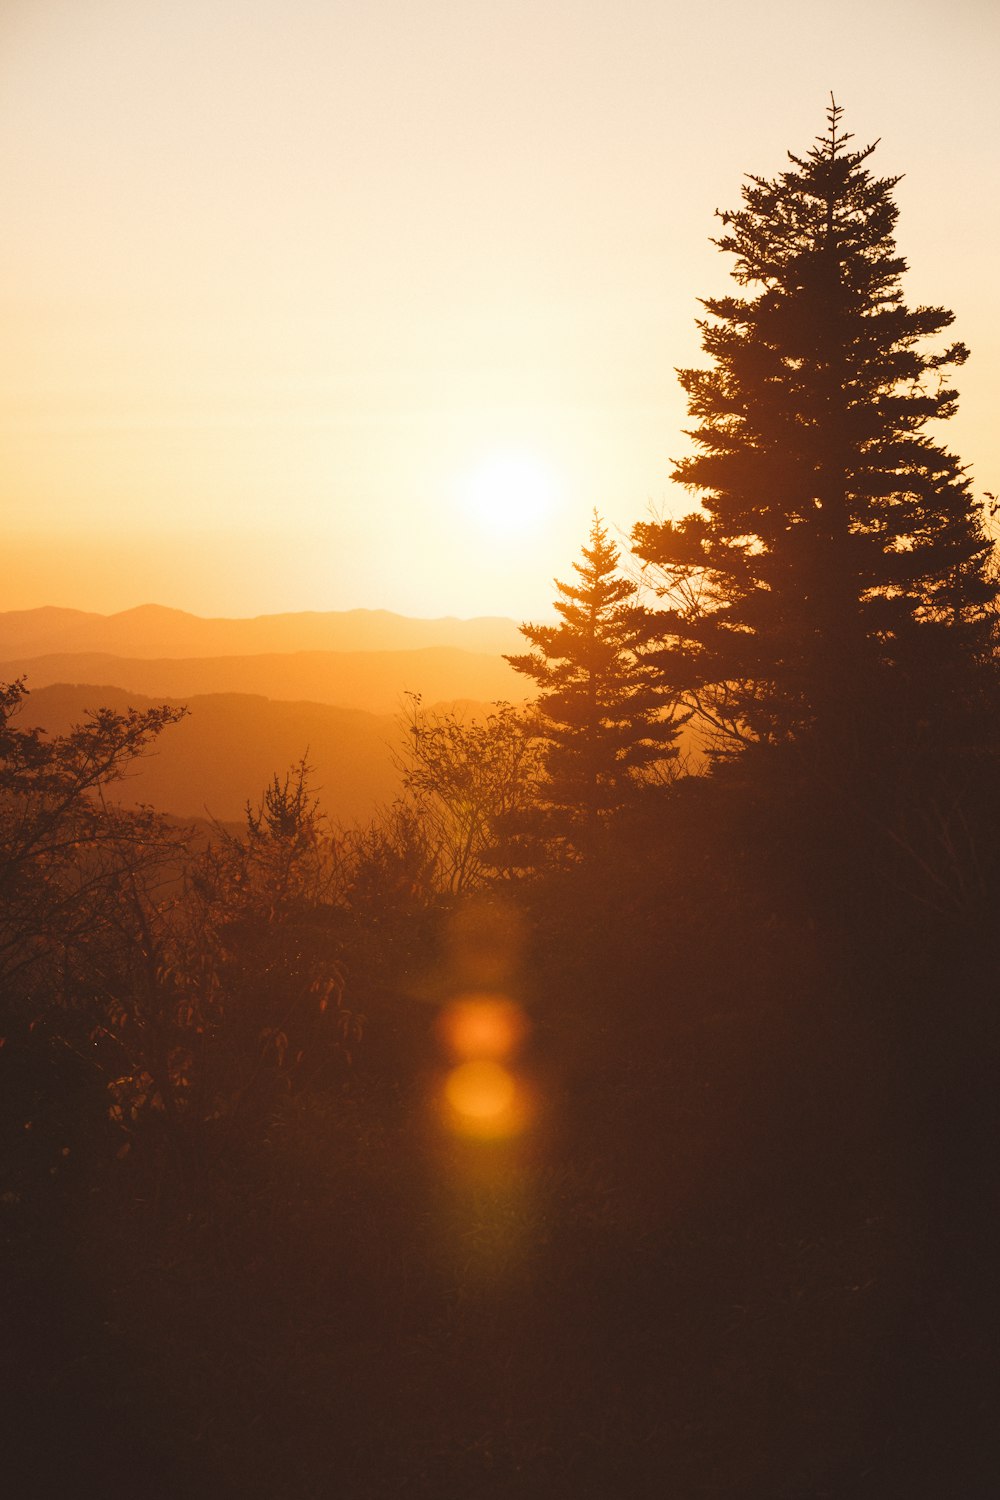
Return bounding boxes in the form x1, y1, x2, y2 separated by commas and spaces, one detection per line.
4, 801, 999, 1498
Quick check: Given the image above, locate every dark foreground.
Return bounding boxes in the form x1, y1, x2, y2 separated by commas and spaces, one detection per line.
4, 840, 997, 1500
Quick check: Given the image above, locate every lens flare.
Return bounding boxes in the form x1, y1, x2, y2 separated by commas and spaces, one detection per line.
442, 1060, 529, 1139
437, 995, 529, 1062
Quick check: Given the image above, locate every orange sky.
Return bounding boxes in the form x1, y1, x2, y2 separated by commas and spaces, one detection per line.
1, 0, 997, 621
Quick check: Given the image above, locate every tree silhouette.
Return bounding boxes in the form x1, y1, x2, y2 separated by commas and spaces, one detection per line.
0, 679, 187, 1001
396, 694, 543, 890
633, 100, 996, 766
507, 512, 683, 838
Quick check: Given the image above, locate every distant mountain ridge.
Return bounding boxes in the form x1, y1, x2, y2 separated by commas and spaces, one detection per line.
0, 604, 525, 660
0, 607, 531, 818
0, 646, 524, 716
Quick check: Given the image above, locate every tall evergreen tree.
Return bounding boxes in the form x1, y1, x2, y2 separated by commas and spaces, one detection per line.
507, 512, 682, 834
633, 100, 996, 765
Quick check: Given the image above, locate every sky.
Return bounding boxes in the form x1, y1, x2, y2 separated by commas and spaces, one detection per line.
1, 0, 997, 622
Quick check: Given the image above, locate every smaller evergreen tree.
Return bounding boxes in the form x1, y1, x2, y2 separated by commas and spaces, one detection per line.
506, 513, 684, 838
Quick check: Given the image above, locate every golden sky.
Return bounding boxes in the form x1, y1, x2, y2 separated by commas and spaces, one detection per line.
1, 0, 997, 621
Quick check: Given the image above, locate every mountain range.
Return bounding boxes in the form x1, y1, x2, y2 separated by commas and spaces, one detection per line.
0, 604, 524, 660
0, 647, 523, 716
2, 606, 527, 824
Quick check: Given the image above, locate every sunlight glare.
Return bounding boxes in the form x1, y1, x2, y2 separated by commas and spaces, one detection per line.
458, 449, 561, 539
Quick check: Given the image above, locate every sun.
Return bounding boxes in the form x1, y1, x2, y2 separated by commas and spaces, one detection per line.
457, 449, 561, 539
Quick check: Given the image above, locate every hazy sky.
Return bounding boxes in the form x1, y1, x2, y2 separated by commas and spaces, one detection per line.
2, 0, 997, 620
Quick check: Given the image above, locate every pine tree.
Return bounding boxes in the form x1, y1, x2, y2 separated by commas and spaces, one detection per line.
633, 100, 996, 765
506, 512, 683, 835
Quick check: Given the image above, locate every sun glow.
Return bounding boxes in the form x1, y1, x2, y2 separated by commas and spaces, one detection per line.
457, 449, 562, 539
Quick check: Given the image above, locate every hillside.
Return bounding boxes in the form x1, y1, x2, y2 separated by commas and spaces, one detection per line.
0, 645, 524, 716
19, 684, 403, 824
1, 606, 530, 823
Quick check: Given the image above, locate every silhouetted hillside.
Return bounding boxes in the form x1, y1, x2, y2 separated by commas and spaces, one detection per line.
0, 604, 524, 660
20, 684, 403, 823
0, 646, 524, 715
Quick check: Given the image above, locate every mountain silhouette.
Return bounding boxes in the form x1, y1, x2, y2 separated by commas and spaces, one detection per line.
1, 607, 532, 819
0, 605, 524, 660
0, 647, 524, 716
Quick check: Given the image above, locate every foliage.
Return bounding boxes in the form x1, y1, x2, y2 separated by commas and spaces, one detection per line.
0, 678, 187, 1005
105, 760, 362, 1145
507, 512, 685, 839
340, 798, 438, 914
1, 724, 361, 1164
633, 100, 997, 765
396, 694, 544, 891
